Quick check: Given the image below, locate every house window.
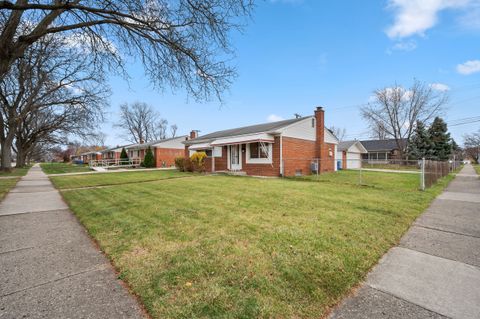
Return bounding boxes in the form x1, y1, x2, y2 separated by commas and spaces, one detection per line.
246, 142, 272, 164
197, 149, 212, 157
249, 142, 269, 159
311, 118, 315, 128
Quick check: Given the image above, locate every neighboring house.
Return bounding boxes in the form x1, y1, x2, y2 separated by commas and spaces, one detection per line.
81, 151, 102, 164
336, 140, 368, 169
126, 136, 187, 167
101, 145, 131, 161
360, 139, 406, 163
184, 107, 339, 177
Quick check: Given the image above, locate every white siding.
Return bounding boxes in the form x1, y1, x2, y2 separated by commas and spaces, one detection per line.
281, 117, 316, 141
324, 128, 339, 144
153, 136, 187, 149
346, 152, 362, 169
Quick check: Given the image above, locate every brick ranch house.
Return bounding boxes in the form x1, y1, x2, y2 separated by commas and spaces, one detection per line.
80, 151, 102, 164
125, 136, 187, 167
183, 107, 339, 177
100, 144, 132, 161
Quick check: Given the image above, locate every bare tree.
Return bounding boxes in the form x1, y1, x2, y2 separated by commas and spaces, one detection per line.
361, 80, 448, 158
0, 33, 107, 170
0, 0, 253, 101
153, 118, 168, 140
329, 126, 346, 141
370, 122, 388, 140
464, 130, 480, 164
170, 124, 178, 138
114, 102, 170, 143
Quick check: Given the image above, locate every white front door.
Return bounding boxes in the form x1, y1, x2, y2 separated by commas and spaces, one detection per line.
229, 145, 242, 170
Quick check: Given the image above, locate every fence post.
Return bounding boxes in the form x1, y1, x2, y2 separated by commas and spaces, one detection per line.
420, 158, 425, 191
359, 163, 363, 185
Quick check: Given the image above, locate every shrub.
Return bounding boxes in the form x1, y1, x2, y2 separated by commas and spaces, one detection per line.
120, 147, 129, 165
143, 146, 155, 168
175, 157, 188, 172
190, 151, 207, 172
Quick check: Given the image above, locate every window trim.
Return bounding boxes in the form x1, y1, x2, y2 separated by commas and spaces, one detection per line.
246, 142, 273, 164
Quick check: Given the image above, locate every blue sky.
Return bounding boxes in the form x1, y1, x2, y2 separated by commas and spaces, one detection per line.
104, 0, 480, 146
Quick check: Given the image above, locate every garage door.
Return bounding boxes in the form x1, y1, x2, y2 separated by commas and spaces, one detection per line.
346, 152, 361, 169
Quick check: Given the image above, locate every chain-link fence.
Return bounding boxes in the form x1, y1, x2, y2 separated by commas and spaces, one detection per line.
281, 157, 461, 191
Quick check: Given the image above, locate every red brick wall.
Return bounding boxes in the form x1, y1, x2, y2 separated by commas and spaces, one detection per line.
319, 142, 336, 172
241, 138, 281, 176
204, 146, 228, 172
282, 137, 316, 176
155, 147, 184, 168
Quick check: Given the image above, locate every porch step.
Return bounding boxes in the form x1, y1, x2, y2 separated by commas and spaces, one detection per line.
226, 171, 247, 176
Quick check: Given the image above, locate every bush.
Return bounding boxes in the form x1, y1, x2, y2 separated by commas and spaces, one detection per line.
143, 146, 155, 168
190, 151, 207, 172
175, 156, 188, 172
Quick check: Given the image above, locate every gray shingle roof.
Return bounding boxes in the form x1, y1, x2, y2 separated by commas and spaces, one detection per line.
337, 140, 358, 151
185, 117, 311, 144
360, 139, 406, 152
126, 136, 187, 150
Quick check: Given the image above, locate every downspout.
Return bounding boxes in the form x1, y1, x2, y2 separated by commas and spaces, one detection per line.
279, 134, 283, 176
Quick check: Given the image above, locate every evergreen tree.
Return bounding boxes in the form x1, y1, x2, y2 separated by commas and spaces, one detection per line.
143, 146, 155, 168
428, 117, 452, 160
408, 120, 432, 159
120, 147, 129, 160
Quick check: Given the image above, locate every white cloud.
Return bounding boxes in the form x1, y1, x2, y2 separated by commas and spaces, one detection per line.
457, 60, 480, 74
266, 114, 284, 122
457, 2, 480, 30
386, 0, 470, 39
386, 40, 418, 54
430, 83, 451, 91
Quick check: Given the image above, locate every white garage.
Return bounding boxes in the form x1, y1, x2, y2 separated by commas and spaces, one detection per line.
336, 141, 367, 170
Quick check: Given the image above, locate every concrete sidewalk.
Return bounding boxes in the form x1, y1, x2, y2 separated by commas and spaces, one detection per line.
329, 164, 480, 319
0, 165, 145, 318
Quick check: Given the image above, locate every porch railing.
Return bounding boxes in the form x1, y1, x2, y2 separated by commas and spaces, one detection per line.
89, 158, 141, 168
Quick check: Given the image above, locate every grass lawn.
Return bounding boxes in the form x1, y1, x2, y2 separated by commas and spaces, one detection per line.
0, 177, 20, 200
41, 162, 92, 174
54, 170, 454, 318
50, 169, 192, 189
361, 163, 420, 171
0, 165, 31, 177
474, 165, 480, 175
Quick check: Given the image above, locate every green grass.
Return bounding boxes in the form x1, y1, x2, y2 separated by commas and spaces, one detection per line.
0, 177, 20, 200
40, 162, 92, 174
474, 165, 480, 175
50, 170, 192, 189
55, 170, 454, 318
0, 165, 31, 176
361, 163, 420, 171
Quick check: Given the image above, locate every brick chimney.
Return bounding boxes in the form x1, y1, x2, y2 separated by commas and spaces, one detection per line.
190, 130, 199, 139
314, 106, 325, 159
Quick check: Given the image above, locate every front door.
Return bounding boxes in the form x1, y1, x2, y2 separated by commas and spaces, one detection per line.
229, 145, 242, 171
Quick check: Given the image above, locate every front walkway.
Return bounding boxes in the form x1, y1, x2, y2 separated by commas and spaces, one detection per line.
0, 165, 145, 318
329, 164, 480, 319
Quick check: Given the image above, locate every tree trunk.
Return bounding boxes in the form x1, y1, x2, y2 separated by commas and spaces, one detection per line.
1, 138, 13, 171
16, 147, 25, 168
